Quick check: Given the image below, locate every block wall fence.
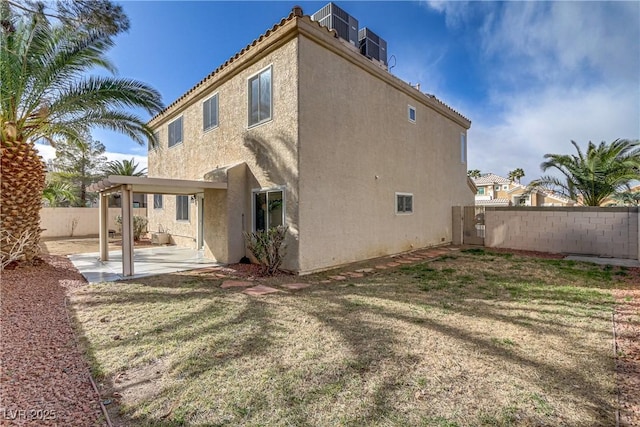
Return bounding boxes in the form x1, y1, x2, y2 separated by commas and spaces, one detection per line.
483, 207, 639, 260
40, 207, 147, 238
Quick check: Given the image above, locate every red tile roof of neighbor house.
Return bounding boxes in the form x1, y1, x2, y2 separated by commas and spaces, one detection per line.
149, 5, 469, 125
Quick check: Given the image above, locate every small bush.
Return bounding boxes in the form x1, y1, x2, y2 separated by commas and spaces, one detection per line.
243, 226, 288, 276
115, 215, 148, 241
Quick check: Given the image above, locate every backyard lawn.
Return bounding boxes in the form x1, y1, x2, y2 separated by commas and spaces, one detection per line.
69, 249, 635, 426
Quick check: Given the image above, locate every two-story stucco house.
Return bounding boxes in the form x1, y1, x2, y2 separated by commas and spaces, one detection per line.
146, 5, 473, 274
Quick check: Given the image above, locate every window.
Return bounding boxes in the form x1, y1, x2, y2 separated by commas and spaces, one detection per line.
494, 185, 500, 191
203, 94, 219, 131
460, 132, 467, 163
148, 131, 159, 151
248, 66, 272, 127
478, 187, 485, 195
253, 188, 284, 231
408, 105, 416, 123
396, 193, 413, 214
502, 184, 509, 190
153, 194, 163, 209
176, 195, 189, 221
168, 116, 183, 147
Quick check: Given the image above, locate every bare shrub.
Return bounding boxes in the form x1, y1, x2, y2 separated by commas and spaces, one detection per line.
1, 229, 40, 269
243, 226, 288, 276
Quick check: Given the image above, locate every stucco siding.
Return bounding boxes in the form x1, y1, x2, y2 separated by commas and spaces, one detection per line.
296, 34, 472, 273
147, 37, 300, 268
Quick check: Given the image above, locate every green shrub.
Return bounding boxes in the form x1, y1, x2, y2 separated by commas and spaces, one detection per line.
243, 226, 288, 276
115, 215, 148, 241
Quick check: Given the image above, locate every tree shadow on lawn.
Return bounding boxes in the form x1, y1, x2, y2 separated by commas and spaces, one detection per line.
69, 259, 619, 426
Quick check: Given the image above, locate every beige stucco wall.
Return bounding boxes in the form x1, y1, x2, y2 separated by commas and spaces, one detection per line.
296, 30, 473, 273
41, 207, 147, 238
147, 35, 300, 268
485, 207, 639, 259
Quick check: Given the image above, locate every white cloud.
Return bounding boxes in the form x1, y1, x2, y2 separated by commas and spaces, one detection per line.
467, 83, 640, 183
35, 143, 148, 172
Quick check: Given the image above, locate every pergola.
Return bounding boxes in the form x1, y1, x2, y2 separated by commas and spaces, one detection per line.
87, 175, 227, 277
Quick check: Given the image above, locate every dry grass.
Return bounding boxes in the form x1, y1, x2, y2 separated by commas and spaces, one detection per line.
69, 249, 628, 426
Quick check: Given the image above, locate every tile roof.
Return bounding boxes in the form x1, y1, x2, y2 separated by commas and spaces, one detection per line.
472, 173, 512, 186
475, 198, 510, 206
149, 6, 470, 126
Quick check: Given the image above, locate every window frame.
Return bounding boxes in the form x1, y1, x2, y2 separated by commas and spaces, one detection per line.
168, 116, 183, 148
175, 195, 190, 222
477, 187, 485, 195
153, 194, 163, 210
203, 92, 219, 132
247, 65, 273, 128
460, 132, 467, 163
408, 105, 416, 123
251, 186, 286, 232
396, 192, 414, 215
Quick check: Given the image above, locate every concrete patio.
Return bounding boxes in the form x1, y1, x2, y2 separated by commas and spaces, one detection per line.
69, 246, 220, 283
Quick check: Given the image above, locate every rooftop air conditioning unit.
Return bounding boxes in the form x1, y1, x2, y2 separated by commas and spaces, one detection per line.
311, 2, 359, 47
358, 27, 387, 66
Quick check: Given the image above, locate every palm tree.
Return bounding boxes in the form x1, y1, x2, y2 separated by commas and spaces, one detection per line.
508, 168, 525, 183
528, 139, 640, 206
1, 7, 163, 265
42, 181, 77, 207
467, 169, 481, 179
104, 158, 147, 177
607, 190, 640, 207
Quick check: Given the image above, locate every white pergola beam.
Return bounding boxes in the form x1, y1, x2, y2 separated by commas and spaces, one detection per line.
99, 193, 109, 261
121, 185, 134, 276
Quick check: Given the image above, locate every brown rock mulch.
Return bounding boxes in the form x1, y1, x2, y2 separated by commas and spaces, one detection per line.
614, 288, 640, 427
0, 256, 103, 426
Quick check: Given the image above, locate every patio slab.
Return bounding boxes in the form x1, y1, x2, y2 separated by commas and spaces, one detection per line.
69, 247, 220, 283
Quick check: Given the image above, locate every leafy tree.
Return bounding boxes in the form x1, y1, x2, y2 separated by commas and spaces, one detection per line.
528, 139, 640, 206
50, 134, 107, 207
42, 180, 77, 207
8, 0, 129, 35
467, 169, 481, 179
0, 5, 163, 265
104, 158, 147, 177
508, 168, 525, 183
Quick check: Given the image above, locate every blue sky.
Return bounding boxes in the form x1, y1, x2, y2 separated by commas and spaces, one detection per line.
35, 1, 640, 184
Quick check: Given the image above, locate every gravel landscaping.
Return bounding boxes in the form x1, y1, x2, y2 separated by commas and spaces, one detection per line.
1, 256, 103, 426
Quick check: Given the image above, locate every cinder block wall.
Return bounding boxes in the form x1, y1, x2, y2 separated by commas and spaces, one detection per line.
41, 207, 147, 238
484, 207, 639, 259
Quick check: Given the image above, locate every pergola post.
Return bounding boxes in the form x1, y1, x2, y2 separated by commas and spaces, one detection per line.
99, 193, 109, 261
121, 185, 134, 276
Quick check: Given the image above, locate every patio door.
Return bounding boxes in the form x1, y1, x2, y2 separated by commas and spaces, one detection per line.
197, 194, 204, 250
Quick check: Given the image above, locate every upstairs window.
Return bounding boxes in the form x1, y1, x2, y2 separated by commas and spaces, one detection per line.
396, 193, 413, 214
153, 194, 163, 209
248, 66, 272, 127
176, 195, 189, 221
168, 116, 183, 147
203, 94, 219, 131
408, 105, 416, 123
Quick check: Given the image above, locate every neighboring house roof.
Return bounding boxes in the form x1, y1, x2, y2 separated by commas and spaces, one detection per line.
476, 198, 510, 206
148, 6, 470, 127
472, 173, 512, 186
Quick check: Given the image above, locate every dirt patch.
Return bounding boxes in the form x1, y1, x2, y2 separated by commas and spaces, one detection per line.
40, 236, 160, 256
